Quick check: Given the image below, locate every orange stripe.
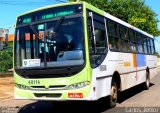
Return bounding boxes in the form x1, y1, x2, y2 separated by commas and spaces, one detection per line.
133, 54, 137, 67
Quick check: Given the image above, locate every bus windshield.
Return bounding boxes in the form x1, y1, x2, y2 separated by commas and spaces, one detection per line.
15, 17, 84, 69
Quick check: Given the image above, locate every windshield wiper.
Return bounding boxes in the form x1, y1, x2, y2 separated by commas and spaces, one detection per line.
28, 24, 39, 38
53, 16, 65, 33
27, 24, 40, 58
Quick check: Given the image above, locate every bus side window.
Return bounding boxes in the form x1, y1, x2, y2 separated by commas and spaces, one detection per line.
137, 34, 144, 53
147, 37, 151, 54
108, 21, 121, 51
119, 26, 129, 51
128, 30, 137, 52
143, 36, 148, 54
150, 38, 155, 54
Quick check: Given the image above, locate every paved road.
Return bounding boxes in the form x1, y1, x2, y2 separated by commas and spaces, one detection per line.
0, 67, 160, 113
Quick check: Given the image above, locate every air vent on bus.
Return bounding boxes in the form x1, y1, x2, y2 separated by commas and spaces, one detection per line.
34, 93, 62, 98
30, 85, 66, 89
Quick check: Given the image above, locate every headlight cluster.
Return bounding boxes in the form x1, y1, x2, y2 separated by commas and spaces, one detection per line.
15, 84, 30, 90
67, 81, 90, 90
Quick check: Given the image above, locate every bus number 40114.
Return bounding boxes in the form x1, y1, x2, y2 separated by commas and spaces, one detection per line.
28, 80, 40, 85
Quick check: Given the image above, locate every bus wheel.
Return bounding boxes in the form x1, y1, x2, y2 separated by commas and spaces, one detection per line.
144, 71, 150, 90
108, 81, 117, 108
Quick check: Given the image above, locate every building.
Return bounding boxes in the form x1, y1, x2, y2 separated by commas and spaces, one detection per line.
0, 28, 9, 50
3, 34, 14, 42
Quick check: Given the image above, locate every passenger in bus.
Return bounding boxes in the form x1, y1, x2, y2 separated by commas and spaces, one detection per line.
49, 45, 57, 61
39, 46, 49, 62
52, 31, 68, 60
109, 43, 113, 49
68, 39, 75, 51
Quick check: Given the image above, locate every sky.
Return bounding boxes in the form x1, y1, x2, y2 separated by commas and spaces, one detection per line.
0, 0, 160, 53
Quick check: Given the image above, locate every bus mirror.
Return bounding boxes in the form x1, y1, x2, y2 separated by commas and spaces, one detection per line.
89, 12, 96, 53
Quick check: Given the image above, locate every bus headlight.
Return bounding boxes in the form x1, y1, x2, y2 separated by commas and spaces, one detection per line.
67, 81, 90, 90
15, 84, 30, 90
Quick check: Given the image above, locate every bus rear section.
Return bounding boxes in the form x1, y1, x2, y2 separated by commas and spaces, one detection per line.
85, 2, 157, 107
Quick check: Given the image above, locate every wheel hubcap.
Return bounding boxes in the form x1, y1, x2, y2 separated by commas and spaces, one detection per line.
146, 78, 149, 87
111, 86, 117, 102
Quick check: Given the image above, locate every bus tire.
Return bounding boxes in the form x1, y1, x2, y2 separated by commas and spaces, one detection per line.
144, 71, 150, 90
108, 80, 117, 108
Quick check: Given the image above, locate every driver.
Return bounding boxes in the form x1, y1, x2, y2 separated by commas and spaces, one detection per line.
51, 31, 68, 60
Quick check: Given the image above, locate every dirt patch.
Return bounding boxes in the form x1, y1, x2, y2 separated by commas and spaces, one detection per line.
0, 76, 14, 99
0, 76, 34, 107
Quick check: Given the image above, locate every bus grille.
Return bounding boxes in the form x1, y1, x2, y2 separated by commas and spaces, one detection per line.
30, 85, 66, 90
34, 93, 62, 98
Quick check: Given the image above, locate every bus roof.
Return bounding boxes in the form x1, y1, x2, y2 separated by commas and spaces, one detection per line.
17, 1, 154, 38
18, 2, 82, 17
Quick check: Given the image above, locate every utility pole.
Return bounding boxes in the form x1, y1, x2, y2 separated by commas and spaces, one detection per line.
5, 33, 8, 46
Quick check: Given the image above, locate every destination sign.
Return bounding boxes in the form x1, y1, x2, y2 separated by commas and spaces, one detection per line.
17, 4, 82, 25
40, 10, 74, 20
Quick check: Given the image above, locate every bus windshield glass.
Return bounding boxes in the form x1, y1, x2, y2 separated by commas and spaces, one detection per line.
14, 6, 84, 69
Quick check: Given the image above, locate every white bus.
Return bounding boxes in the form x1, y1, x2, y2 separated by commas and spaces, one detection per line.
14, 2, 157, 108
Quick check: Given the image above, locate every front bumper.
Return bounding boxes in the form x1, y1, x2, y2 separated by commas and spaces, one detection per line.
14, 85, 93, 101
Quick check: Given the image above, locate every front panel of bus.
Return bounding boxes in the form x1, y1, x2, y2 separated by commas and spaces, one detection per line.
14, 3, 93, 100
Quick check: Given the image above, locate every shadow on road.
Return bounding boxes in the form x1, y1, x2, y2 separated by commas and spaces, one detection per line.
18, 99, 110, 113
17, 83, 154, 113
118, 83, 154, 104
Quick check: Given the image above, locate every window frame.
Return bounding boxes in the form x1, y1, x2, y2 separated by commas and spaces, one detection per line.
128, 29, 137, 52
107, 20, 122, 51
87, 10, 108, 68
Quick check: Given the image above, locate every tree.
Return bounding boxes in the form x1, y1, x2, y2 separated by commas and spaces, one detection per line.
0, 50, 13, 72
0, 42, 13, 73
68, 0, 159, 36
